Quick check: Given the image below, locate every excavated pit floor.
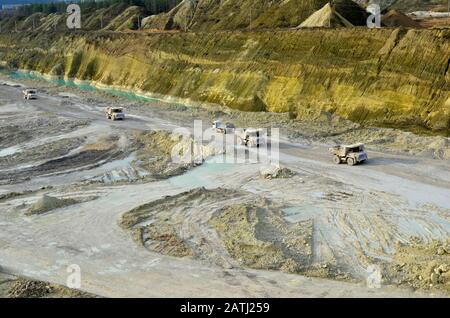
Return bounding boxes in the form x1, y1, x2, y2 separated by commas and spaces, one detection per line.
0, 74, 450, 297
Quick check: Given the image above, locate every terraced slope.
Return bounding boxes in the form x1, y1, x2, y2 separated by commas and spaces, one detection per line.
142, 0, 331, 31
0, 0, 332, 32
0, 28, 449, 133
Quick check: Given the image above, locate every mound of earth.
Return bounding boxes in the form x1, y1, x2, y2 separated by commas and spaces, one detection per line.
382, 10, 422, 28
298, 3, 354, 28
80, 135, 119, 152
142, 0, 331, 31
27, 195, 78, 215
209, 200, 313, 273
121, 187, 321, 274
132, 130, 192, 179
132, 130, 219, 179
259, 165, 296, 179
130, 221, 193, 257
120, 187, 245, 259
0, 274, 95, 298
383, 240, 450, 294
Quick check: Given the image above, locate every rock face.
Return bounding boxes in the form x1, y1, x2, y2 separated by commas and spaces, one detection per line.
127, 0, 332, 31
1, 1, 447, 33
0, 0, 332, 32
0, 3, 133, 33
0, 27, 449, 133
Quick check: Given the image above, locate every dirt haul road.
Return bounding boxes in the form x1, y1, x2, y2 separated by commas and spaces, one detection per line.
0, 80, 450, 297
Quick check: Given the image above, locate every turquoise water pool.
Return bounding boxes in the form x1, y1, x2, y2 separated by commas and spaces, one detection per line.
4, 70, 186, 106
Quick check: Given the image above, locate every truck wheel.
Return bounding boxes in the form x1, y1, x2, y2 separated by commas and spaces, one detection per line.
347, 158, 355, 166
333, 156, 341, 164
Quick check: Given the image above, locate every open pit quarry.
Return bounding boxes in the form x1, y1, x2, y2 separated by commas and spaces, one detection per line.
0, 0, 449, 299
0, 68, 449, 298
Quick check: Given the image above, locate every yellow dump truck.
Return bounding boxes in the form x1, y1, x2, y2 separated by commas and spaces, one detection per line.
329, 143, 368, 166
105, 107, 125, 121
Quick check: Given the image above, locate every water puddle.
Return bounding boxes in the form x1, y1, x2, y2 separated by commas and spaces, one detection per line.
169, 159, 235, 189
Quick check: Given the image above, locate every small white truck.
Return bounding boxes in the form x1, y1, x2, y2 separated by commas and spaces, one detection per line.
22, 88, 38, 100
105, 107, 125, 121
212, 120, 235, 134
